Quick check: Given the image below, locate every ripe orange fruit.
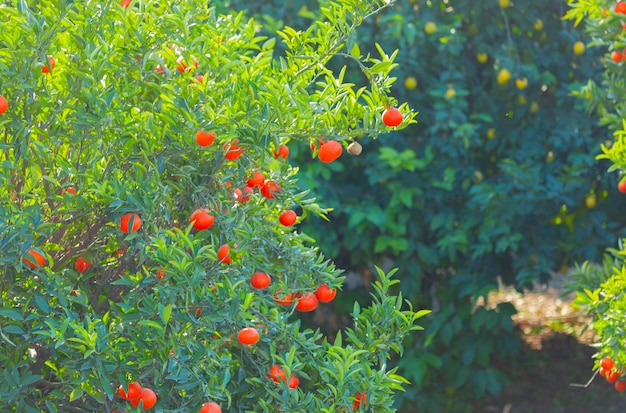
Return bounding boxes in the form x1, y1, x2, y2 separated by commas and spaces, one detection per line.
274, 289, 293, 306
22, 249, 46, 269
318, 140, 343, 163
268, 364, 287, 383
279, 210, 297, 226
224, 139, 244, 160
251, 271, 271, 289
176, 55, 199, 73
131, 387, 157, 409
75, 257, 91, 273
63, 186, 77, 195
118, 382, 142, 400
247, 171, 265, 188
274, 144, 289, 159
237, 327, 260, 345
288, 375, 299, 389
616, 381, 626, 392
601, 357, 615, 371
295, 292, 318, 312
41, 56, 55, 74
199, 402, 222, 413
612, 51, 623, 63
217, 244, 232, 264
616, 1, 626, 14
261, 180, 281, 199
119, 213, 141, 233
315, 284, 337, 303
120, 0, 131, 7
606, 371, 622, 384
353, 392, 367, 410
0, 95, 8, 114
618, 180, 626, 193
382, 107, 403, 127
190, 208, 215, 231
196, 130, 215, 147
156, 268, 166, 279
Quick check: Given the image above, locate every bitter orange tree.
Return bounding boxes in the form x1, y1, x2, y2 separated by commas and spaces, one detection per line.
0, 0, 426, 411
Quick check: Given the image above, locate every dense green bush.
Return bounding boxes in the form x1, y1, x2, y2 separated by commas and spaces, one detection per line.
565, 0, 626, 395
0, 0, 427, 412
231, 0, 626, 411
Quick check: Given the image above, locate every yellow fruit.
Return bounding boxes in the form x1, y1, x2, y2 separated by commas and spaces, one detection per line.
518, 95, 527, 105
404, 76, 417, 90
473, 170, 483, 184
497, 68, 511, 85
499, 0, 510, 8
585, 194, 596, 209
476, 53, 488, 64
530, 102, 539, 114
487, 128, 495, 140
424, 21, 437, 35
515, 78, 527, 90
573, 41, 585, 55
534, 19, 543, 31
545, 151, 554, 163
445, 88, 456, 99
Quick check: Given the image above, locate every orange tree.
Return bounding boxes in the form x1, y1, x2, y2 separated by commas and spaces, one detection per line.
565, 0, 626, 396
0, 0, 427, 411
234, 0, 626, 411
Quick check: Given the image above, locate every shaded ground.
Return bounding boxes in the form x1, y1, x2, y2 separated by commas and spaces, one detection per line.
472, 283, 626, 413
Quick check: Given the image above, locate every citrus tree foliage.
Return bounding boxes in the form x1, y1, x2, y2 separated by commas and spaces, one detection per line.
565, 0, 626, 391
232, 0, 625, 410
0, 0, 426, 411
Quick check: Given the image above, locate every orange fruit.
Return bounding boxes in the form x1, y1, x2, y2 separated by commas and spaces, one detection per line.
295, 292, 318, 312
199, 402, 222, 413
75, 257, 91, 273
223, 139, 244, 160
288, 375, 299, 389
261, 180, 281, 199
131, 387, 157, 409
251, 271, 271, 289
268, 364, 287, 383
353, 392, 367, 410
382, 107, 403, 127
274, 144, 289, 159
217, 244, 232, 264
120, 0, 131, 7
247, 171, 265, 188
274, 289, 293, 306
0, 95, 8, 114
237, 327, 260, 345
318, 140, 343, 163
279, 210, 297, 226
119, 213, 141, 233
196, 130, 215, 147
41, 56, 55, 74
118, 382, 142, 400
315, 284, 337, 303
22, 249, 46, 269
190, 208, 215, 230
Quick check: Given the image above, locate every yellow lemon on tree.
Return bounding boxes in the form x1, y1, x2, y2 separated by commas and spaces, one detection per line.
545, 151, 554, 163
404, 76, 417, 90
585, 194, 596, 209
515, 77, 528, 90
499, 0, 510, 8
573, 41, 585, 55
534, 19, 543, 31
530, 101, 539, 114
424, 21, 437, 35
445, 87, 456, 99
487, 128, 496, 140
473, 170, 483, 184
476, 53, 488, 64
497, 68, 511, 85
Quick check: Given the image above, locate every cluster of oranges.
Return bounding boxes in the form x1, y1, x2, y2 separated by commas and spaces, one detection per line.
598, 357, 626, 392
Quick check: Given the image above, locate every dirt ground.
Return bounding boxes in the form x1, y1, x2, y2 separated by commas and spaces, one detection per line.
472, 283, 626, 413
